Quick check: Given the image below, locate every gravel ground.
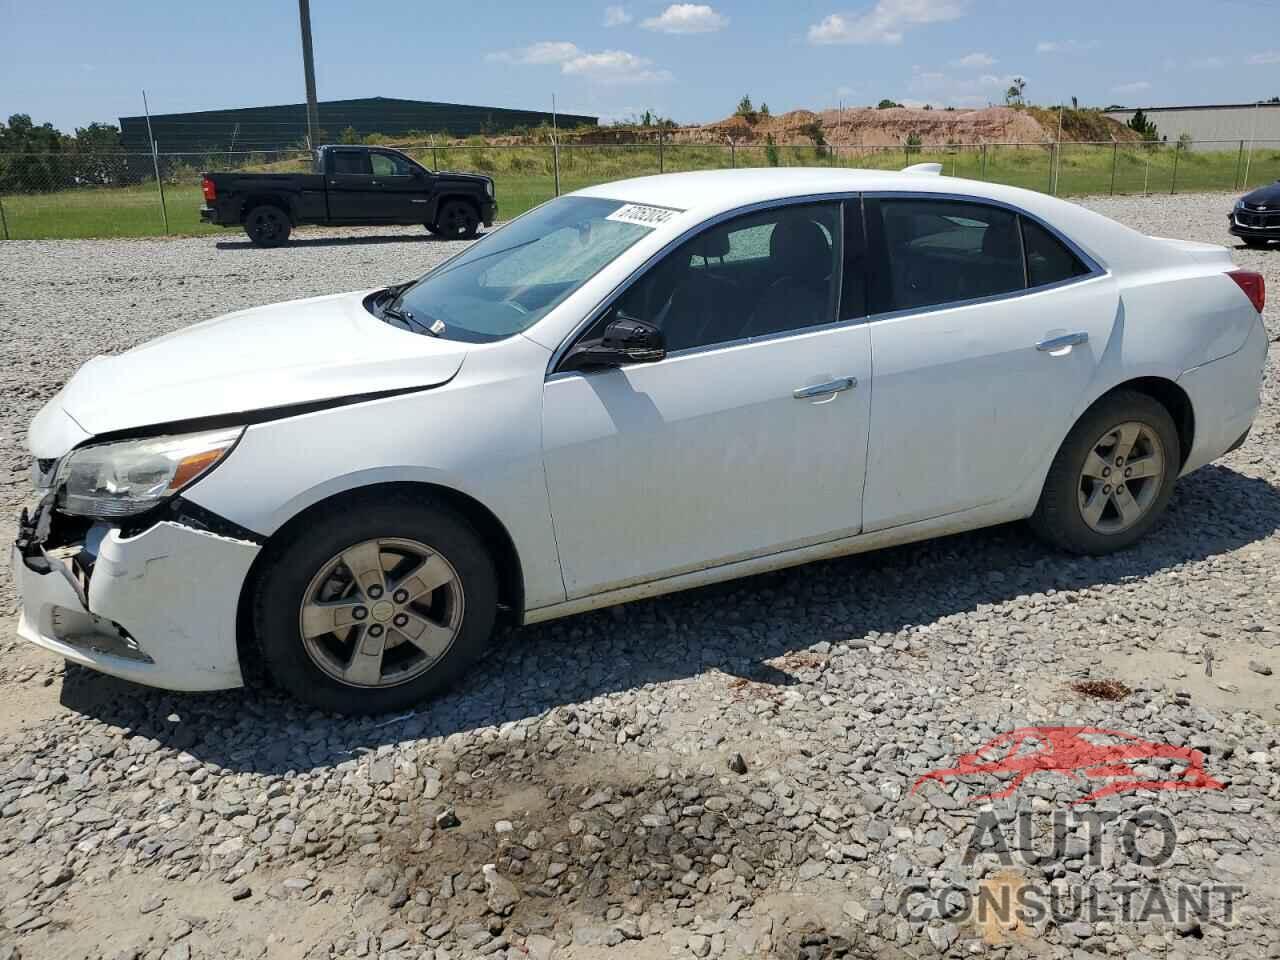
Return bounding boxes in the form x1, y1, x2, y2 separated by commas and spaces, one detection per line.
0, 195, 1279, 960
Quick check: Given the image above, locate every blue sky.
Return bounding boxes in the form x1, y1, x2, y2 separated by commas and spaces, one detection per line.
3, 0, 1278, 133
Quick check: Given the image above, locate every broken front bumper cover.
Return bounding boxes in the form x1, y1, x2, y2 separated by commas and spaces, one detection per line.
14, 498, 260, 692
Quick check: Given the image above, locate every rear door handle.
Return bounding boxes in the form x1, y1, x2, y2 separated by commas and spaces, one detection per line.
793, 377, 857, 399
1036, 331, 1088, 354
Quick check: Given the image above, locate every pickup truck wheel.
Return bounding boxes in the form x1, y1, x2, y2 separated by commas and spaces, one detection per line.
253, 495, 499, 715
435, 200, 480, 240
424, 224, 443, 237
244, 205, 291, 247
1243, 238, 1270, 249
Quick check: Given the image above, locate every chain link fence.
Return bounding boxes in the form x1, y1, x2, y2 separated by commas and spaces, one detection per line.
1, 138, 1278, 241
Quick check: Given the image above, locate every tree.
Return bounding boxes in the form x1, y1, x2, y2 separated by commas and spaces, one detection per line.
877, 98, 903, 110
905, 132, 922, 156
736, 95, 754, 116
642, 109, 653, 127
1004, 77, 1026, 106
800, 118, 827, 157
340, 126, 361, 144
765, 133, 779, 167
759, 103, 771, 117
1127, 109, 1159, 141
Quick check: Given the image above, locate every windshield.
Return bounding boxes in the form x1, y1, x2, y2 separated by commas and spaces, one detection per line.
391, 196, 664, 342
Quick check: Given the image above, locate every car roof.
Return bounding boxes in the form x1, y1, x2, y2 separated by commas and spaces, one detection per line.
571, 167, 1146, 271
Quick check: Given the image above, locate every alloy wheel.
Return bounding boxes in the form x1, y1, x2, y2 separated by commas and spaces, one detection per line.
1077, 421, 1167, 535
299, 537, 464, 688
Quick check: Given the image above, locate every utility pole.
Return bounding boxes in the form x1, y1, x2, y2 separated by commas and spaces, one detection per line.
298, 0, 320, 148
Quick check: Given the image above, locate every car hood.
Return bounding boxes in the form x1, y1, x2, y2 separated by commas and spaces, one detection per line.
39, 289, 468, 446
1240, 180, 1280, 207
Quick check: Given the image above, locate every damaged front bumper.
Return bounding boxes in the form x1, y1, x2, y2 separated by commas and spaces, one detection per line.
13, 497, 259, 692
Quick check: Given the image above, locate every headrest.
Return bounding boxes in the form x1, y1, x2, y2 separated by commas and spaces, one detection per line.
701, 230, 731, 259
769, 217, 831, 281
981, 222, 1020, 260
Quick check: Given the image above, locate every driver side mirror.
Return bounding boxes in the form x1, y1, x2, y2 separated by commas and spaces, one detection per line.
562, 312, 666, 371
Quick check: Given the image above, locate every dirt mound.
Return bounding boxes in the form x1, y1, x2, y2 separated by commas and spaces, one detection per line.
670, 105, 1137, 147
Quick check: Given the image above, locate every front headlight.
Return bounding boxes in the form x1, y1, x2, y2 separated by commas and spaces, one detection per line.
485, 179, 495, 198
55, 427, 244, 518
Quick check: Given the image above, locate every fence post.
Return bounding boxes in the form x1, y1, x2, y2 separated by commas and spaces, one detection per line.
658, 129, 665, 174
1143, 145, 1151, 196
431, 136, 439, 171
0, 195, 9, 241
1109, 141, 1118, 196
729, 139, 736, 169
1170, 141, 1181, 194
151, 139, 169, 235
552, 141, 561, 197
980, 143, 988, 180
1046, 143, 1056, 194
1233, 139, 1245, 190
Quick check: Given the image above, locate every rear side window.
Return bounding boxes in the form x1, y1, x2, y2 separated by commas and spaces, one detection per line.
867, 198, 1025, 313
330, 151, 372, 175
1021, 218, 1091, 288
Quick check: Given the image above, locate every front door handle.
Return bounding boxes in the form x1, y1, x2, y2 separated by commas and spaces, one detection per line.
1036, 331, 1089, 354
793, 377, 857, 399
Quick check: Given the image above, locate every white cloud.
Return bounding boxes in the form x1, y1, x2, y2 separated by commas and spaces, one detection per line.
561, 50, 673, 83
1112, 80, 1152, 95
1036, 38, 1094, 55
952, 51, 994, 67
808, 0, 965, 46
603, 5, 632, 27
1247, 50, 1280, 65
1190, 55, 1226, 69
486, 41, 581, 65
641, 3, 728, 34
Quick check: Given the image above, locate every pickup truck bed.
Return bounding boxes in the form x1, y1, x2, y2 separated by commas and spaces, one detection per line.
200, 145, 496, 246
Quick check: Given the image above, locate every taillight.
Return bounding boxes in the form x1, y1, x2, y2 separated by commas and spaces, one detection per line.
1228, 270, 1265, 313
201, 176, 216, 203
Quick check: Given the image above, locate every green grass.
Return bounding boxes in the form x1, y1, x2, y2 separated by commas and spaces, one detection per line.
3, 143, 1278, 241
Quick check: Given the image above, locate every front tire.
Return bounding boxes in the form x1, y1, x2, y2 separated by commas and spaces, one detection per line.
253, 496, 498, 715
1029, 391, 1180, 555
435, 200, 480, 239
1243, 237, 1270, 249
244, 205, 291, 247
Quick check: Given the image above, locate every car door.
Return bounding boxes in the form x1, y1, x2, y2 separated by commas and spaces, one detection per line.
369, 151, 431, 223
325, 149, 385, 222
541, 199, 874, 600
859, 194, 1118, 532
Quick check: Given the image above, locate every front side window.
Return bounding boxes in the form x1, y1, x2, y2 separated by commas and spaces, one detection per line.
867, 198, 1025, 313
612, 202, 842, 352
389, 196, 660, 342
371, 152, 412, 177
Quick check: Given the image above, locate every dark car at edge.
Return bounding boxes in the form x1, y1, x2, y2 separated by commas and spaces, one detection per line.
1230, 180, 1280, 249
200, 144, 496, 247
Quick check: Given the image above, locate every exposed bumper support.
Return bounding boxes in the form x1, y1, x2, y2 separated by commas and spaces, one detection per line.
14, 519, 259, 691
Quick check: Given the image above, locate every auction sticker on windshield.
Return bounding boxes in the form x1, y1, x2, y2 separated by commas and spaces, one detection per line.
605, 203, 683, 227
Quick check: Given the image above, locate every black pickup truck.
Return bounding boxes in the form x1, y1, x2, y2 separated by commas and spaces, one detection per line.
200, 145, 496, 247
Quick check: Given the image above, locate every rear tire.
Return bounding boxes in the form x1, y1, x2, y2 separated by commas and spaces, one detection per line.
1243, 238, 1270, 249
253, 495, 498, 715
1029, 390, 1180, 555
244, 205, 291, 247
435, 200, 480, 239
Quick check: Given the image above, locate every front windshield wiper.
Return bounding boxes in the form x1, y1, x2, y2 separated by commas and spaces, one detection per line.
377, 287, 440, 337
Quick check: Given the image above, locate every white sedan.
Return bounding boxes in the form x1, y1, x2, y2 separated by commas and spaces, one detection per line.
13, 168, 1268, 714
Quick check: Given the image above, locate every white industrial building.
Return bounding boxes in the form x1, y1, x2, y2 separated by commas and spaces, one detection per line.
1104, 102, 1280, 152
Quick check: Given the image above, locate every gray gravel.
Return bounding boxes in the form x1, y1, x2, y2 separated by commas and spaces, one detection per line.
1, 196, 1280, 960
